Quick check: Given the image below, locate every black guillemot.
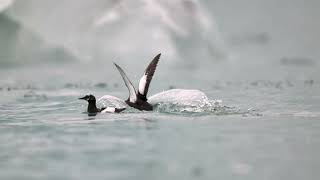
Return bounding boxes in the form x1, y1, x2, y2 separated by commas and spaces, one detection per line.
79, 94, 125, 116
114, 53, 161, 111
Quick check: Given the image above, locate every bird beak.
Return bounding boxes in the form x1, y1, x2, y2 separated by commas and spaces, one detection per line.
79, 96, 86, 100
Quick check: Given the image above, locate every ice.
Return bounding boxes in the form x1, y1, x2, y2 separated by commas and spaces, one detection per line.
5, 0, 227, 65
0, 0, 13, 12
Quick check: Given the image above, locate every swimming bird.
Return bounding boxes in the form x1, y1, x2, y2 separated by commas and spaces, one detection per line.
79, 94, 126, 116
114, 53, 161, 111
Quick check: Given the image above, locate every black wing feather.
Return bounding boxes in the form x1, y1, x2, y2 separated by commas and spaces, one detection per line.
137, 53, 161, 101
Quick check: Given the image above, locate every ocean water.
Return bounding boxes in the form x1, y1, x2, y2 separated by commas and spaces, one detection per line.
1, 0, 320, 179
0, 63, 319, 180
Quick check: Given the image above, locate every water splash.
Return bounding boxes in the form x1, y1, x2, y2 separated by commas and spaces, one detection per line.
98, 95, 127, 108
150, 89, 261, 116
96, 89, 257, 116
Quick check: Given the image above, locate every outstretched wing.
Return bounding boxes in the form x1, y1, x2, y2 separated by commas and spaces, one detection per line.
114, 63, 137, 103
138, 53, 161, 101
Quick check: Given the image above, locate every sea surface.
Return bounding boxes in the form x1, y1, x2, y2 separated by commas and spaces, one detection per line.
0, 63, 319, 180
1, 0, 320, 179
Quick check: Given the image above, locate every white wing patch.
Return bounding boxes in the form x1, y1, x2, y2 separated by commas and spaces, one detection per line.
138, 74, 147, 95
101, 107, 116, 113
